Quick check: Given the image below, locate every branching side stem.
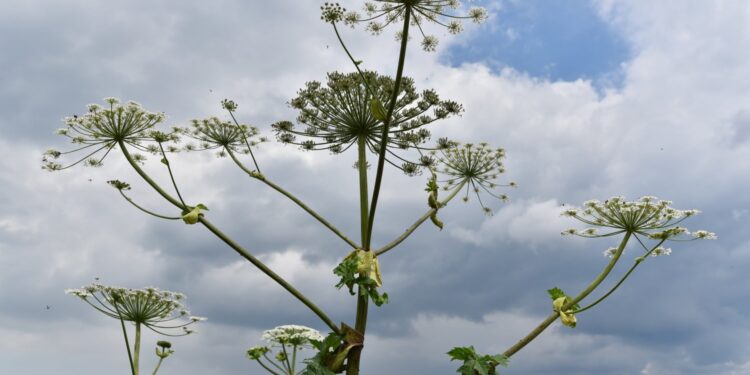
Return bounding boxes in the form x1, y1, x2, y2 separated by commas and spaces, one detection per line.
375, 181, 466, 256
502, 232, 632, 358
365, 6, 412, 250
226, 148, 359, 249
119, 142, 339, 335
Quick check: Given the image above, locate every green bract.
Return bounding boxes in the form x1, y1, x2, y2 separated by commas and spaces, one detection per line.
181, 204, 208, 225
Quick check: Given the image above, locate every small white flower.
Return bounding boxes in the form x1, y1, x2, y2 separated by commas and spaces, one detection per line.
650, 246, 672, 256
692, 230, 717, 240
603, 247, 618, 258
261, 325, 323, 347
421, 35, 439, 52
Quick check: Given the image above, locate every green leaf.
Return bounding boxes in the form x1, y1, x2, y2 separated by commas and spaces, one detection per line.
430, 212, 444, 230
547, 287, 566, 300
448, 346, 507, 375
489, 354, 509, 367
181, 204, 208, 224
369, 98, 388, 121
547, 287, 580, 310
447, 346, 476, 361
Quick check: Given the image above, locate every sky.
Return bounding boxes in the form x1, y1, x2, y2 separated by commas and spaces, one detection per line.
0, 0, 749, 374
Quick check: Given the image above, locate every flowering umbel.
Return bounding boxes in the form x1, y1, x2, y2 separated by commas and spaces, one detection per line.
246, 325, 325, 375
275, 70, 462, 175
437, 142, 515, 214
65, 283, 205, 335
561, 196, 715, 241
43, 98, 172, 171
179, 116, 265, 157
327, 1, 489, 52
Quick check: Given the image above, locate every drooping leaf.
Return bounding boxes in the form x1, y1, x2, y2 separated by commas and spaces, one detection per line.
369, 98, 388, 121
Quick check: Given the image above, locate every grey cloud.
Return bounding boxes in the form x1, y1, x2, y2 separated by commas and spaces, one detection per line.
2, 0, 750, 374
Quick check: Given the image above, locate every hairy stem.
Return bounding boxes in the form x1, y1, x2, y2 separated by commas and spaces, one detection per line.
375, 181, 466, 256
227, 149, 359, 249
502, 232, 632, 358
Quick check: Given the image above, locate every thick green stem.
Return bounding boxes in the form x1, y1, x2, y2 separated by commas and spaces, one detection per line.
501, 232, 632, 358
227, 149, 359, 249
198, 216, 339, 334
119, 142, 185, 210
133, 323, 142, 375
347, 137, 372, 375
375, 181, 466, 256
364, 6, 412, 250
119, 190, 181, 220
357, 137, 370, 247
119, 143, 339, 334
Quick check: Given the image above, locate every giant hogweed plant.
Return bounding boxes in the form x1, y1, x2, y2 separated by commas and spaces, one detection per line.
44, 1, 716, 374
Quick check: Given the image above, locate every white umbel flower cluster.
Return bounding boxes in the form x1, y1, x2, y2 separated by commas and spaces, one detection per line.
65, 283, 205, 335
560, 196, 714, 240
261, 325, 324, 347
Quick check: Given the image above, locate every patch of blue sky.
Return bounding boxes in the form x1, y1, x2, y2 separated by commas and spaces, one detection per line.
443, 0, 631, 91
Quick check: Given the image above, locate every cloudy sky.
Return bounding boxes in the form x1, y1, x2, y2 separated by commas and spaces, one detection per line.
1, 0, 749, 374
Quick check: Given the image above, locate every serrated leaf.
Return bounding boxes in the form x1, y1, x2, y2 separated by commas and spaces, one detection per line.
547, 287, 566, 300
448, 346, 476, 361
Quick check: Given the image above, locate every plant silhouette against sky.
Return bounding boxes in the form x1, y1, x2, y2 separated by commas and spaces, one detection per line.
46, 1, 716, 374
